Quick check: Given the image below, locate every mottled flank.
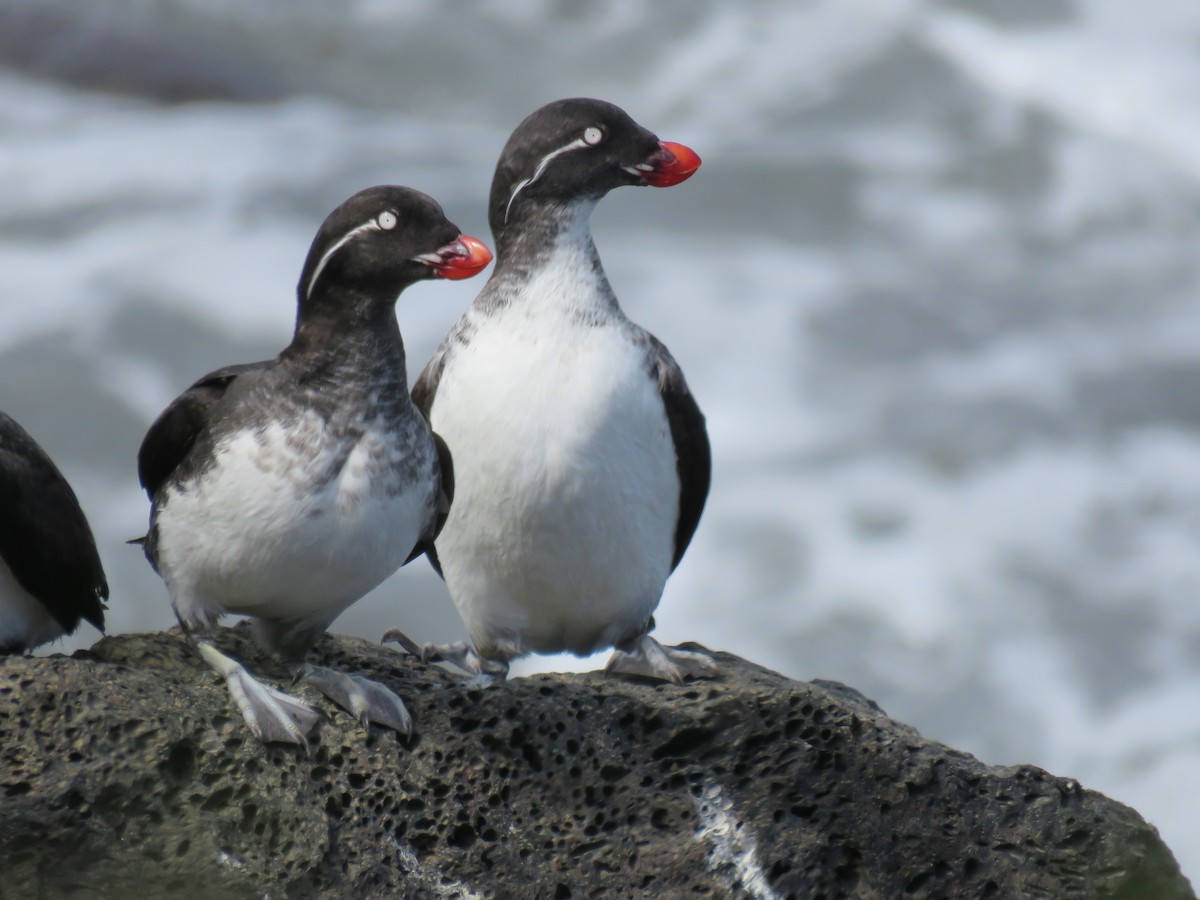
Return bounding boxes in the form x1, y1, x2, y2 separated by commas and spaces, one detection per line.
0, 628, 1191, 899
208, 408, 431, 505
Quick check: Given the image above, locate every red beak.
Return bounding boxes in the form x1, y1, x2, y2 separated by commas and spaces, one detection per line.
418, 234, 493, 280
631, 140, 702, 188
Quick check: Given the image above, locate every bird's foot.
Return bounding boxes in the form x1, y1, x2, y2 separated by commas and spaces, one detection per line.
381, 629, 509, 681
198, 642, 321, 747
296, 664, 413, 735
605, 635, 717, 686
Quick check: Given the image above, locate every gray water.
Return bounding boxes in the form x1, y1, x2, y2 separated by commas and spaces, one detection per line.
2, 0, 1197, 880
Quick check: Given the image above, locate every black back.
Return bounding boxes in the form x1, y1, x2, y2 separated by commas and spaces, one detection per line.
136, 362, 268, 503
0, 412, 107, 645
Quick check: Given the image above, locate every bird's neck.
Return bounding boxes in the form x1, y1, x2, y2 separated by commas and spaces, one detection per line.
492, 200, 620, 320
285, 288, 409, 391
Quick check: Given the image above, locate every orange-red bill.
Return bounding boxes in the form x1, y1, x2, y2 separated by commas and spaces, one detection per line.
640, 140, 702, 188
423, 234, 493, 280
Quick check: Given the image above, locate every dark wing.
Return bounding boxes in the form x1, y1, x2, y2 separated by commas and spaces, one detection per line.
0, 413, 108, 636
137, 362, 266, 499
403, 427, 454, 575
407, 342, 454, 577
410, 344, 448, 423
648, 338, 711, 571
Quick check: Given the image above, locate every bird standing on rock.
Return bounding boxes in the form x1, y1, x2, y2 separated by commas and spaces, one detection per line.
0, 412, 107, 654
136, 186, 491, 746
385, 98, 713, 684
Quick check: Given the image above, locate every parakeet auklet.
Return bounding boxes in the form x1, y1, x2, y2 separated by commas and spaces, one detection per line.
384, 99, 712, 684
137, 185, 491, 745
0, 412, 107, 653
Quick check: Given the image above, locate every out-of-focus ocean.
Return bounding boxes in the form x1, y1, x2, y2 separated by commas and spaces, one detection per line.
2, 0, 1197, 882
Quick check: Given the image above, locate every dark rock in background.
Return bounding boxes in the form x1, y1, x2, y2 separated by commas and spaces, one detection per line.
0, 628, 1192, 899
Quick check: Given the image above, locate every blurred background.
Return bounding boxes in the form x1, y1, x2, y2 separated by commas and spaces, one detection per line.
2, 0, 1197, 882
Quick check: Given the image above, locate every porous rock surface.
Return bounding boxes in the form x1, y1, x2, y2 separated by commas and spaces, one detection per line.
0, 627, 1192, 899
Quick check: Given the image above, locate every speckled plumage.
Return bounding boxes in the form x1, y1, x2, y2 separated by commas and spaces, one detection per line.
137, 185, 488, 742
147, 342, 438, 647
410, 99, 710, 680
421, 206, 680, 660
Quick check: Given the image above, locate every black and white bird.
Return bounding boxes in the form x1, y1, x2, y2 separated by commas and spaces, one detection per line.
0, 412, 107, 654
385, 98, 712, 684
136, 185, 491, 745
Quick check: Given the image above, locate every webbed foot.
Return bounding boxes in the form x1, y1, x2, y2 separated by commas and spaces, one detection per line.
198, 642, 321, 747
605, 635, 717, 686
381, 629, 509, 681
297, 664, 413, 735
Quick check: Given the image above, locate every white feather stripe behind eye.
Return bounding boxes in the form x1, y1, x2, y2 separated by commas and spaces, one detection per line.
304, 219, 382, 300
504, 136, 590, 223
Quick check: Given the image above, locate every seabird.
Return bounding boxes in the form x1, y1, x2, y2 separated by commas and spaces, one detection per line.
0, 411, 107, 654
385, 98, 712, 684
136, 185, 491, 745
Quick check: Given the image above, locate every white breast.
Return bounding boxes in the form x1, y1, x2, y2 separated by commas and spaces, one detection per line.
431, 261, 679, 659
156, 412, 433, 628
0, 559, 65, 651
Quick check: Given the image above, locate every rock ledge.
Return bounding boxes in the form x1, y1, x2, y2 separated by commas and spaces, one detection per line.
0, 628, 1193, 899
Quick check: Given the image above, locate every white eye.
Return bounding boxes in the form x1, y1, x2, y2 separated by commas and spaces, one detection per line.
377, 210, 398, 230
583, 126, 604, 146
